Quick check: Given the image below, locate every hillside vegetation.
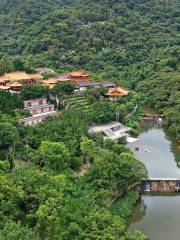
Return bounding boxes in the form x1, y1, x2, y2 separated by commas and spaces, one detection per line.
0, 1, 179, 239
0, 0, 179, 72
0, 0, 179, 138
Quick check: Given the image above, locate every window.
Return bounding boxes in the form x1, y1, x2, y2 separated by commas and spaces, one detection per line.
27, 102, 32, 107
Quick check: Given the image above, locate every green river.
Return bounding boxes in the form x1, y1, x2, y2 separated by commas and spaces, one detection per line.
128, 121, 180, 240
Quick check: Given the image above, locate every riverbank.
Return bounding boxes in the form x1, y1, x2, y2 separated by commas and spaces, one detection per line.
111, 191, 147, 239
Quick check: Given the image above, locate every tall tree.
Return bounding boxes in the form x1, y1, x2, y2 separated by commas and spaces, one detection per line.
21, 84, 49, 100
0, 54, 14, 75
0, 122, 18, 149
38, 141, 71, 171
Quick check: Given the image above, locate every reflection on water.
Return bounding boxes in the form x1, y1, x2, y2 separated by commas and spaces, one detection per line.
128, 122, 180, 240
128, 122, 180, 178
164, 128, 180, 169
129, 194, 180, 240
129, 198, 147, 223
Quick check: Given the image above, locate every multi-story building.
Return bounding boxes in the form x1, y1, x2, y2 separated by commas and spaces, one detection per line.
19, 97, 58, 125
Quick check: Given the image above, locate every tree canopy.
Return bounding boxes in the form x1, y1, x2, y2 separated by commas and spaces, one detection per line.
0, 0, 178, 238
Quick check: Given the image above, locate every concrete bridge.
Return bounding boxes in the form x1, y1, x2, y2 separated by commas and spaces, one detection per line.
141, 178, 180, 193
140, 113, 164, 121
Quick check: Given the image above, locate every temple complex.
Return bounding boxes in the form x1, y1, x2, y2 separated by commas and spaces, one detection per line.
0, 69, 126, 97
41, 70, 119, 93
41, 70, 94, 91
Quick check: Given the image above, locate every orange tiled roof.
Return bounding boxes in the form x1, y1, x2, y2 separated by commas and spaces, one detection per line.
0, 71, 42, 82
42, 76, 71, 88
68, 70, 91, 78
42, 78, 58, 84
39, 70, 92, 87
57, 78, 70, 82
67, 77, 91, 82
41, 78, 58, 89
106, 87, 129, 97
28, 73, 42, 79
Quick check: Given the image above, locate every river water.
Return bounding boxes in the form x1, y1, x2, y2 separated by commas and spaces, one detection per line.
128, 121, 180, 240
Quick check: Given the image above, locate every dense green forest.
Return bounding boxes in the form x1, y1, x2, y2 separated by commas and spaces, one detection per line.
0, 0, 179, 138
0, 88, 147, 239
0, 0, 179, 239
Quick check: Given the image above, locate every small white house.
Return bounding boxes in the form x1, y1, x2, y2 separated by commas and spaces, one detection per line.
88, 122, 131, 141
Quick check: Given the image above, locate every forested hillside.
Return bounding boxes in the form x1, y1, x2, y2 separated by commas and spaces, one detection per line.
0, 0, 179, 73
0, 0, 179, 138
0, 88, 147, 239
0, 1, 179, 239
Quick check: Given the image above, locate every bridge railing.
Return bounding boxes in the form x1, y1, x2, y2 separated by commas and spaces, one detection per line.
141, 179, 180, 193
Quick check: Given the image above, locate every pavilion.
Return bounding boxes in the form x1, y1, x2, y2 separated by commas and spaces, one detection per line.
106, 87, 129, 100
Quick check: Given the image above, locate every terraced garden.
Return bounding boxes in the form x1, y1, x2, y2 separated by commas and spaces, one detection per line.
62, 94, 93, 113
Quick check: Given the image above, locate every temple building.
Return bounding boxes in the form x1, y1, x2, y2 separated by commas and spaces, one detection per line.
10, 82, 22, 92
41, 70, 99, 92
68, 71, 91, 80
41, 76, 71, 89
39, 70, 123, 96
74, 80, 100, 92
106, 87, 129, 100
100, 81, 116, 89
0, 71, 42, 92
41, 78, 59, 89
19, 97, 58, 125
0, 71, 41, 85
